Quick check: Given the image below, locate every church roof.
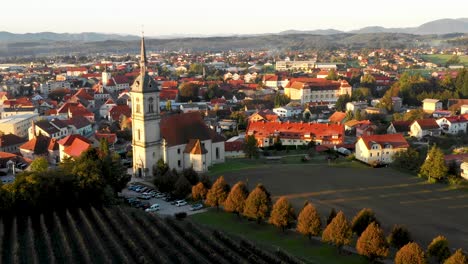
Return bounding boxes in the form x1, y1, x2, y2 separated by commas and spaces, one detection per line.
184, 139, 208, 155
131, 37, 159, 93
161, 112, 225, 147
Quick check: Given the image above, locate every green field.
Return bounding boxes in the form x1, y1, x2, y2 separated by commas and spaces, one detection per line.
421, 54, 468, 66
192, 210, 367, 264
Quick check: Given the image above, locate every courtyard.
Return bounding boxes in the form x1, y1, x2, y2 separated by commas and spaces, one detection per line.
210, 159, 468, 251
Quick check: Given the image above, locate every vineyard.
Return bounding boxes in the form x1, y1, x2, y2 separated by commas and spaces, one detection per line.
0, 206, 304, 264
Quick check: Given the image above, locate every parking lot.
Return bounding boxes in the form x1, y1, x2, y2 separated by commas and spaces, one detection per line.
121, 184, 207, 216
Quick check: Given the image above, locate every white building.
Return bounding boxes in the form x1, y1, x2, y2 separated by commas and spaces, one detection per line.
422, 99, 442, 114
284, 79, 352, 105
273, 106, 303, 118
275, 60, 316, 71
355, 134, 409, 166
0, 113, 39, 138
436, 116, 468, 135
346, 101, 368, 114
39, 81, 71, 95
461, 162, 468, 180
409, 119, 442, 139
131, 37, 225, 178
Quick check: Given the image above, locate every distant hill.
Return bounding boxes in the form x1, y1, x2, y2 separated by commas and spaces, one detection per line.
279, 29, 344, 35
0, 31, 140, 42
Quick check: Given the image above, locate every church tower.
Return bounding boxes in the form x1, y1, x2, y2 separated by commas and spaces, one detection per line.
131, 36, 161, 178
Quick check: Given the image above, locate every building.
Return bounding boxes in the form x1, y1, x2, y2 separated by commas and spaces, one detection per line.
283, 79, 352, 104
329, 111, 347, 124
387, 121, 411, 136
409, 119, 441, 139
272, 105, 303, 118
19, 135, 59, 164
0, 134, 27, 153
39, 81, 71, 95
0, 113, 39, 138
355, 134, 409, 166
275, 60, 316, 71
346, 101, 368, 114
461, 105, 468, 114
422, 99, 442, 114
247, 121, 344, 147
131, 37, 226, 177
248, 109, 279, 123
461, 161, 468, 180
436, 115, 468, 135
58, 134, 93, 161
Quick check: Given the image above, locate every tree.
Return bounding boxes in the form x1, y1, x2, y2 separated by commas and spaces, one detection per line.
322, 211, 352, 249
335, 94, 351, 112
224, 181, 249, 216
274, 93, 290, 108
244, 135, 259, 159
427, 236, 451, 263
419, 145, 448, 181
361, 74, 376, 90
296, 202, 322, 239
395, 242, 427, 264
444, 249, 467, 264
392, 148, 423, 172
205, 176, 229, 210
182, 167, 199, 185
388, 225, 412, 249
351, 208, 379, 236
356, 222, 389, 261
165, 100, 172, 111
326, 208, 337, 225
192, 182, 208, 201
243, 184, 271, 223
269, 197, 295, 231
446, 55, 460, 67
325, 69, 339, 81
179, 82, 200, 102
29, 157, 49, 173
173, 175, 192, 199
153, 159, 169, 179
155, 169, 178, 193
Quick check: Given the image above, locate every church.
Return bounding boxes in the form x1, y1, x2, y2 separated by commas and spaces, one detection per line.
131, 37, 225, 178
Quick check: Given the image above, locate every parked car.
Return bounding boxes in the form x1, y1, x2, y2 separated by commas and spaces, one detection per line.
138, 194, 152, 200
139, 202, 151, 209
175, 200, 187, 207
189, 203, 204, 211
155, 193, 166, 198
145, 204, 160, 212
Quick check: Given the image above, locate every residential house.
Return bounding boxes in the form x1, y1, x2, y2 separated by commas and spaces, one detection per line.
248, 109, 279, 123
461, 161, 468, 180
273, 105, 303, 118
108, 105, 131, 123
99, 98, 117, 119
410, 119, 441, 139
346, 101, 368, 114
328, 111, 347, 124
57, 134, 93, 161
356, 122, 377, 138
224, 138, 245, 158
355, 134, 409, 165
19, 135, 59, 164
262, 74, 279, 89
0, 134, 27, 153
436, 115, 468, 135
422, 99, 442, 114
387, 121, 411, 136
93, 131, 117, 150
247, 121, 344, 147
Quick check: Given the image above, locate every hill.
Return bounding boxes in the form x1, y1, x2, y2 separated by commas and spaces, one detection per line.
0, 207, 303, 264
0, 31, 139, 43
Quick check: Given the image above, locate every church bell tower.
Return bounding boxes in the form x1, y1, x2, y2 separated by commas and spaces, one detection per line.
130, 35, 161, 178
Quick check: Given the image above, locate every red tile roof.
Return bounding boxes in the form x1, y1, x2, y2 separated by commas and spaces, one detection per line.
0, 152, 18, 159
109, 105, 131, 121
160, 112, 225, 147
390, 121, 412, 133
263, 74, 278, 82
329, 111, 347, 124
359, 134, 409, 150
159, 89, 178, 101
63, 138, 92, 157
413, 119, 440, 129
58, 134, 92, 146
225, 141, 244, 152
94, 131, 117, 144
20, 135, 54, 154
73, 88, 94, 101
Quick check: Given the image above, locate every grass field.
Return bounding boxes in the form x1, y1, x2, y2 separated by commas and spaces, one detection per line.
192, 210, 367, 264
211, 162, 468, 251
421, 54, 468, 66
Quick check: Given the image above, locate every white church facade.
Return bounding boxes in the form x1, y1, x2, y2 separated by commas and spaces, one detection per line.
131, 37, 225, 178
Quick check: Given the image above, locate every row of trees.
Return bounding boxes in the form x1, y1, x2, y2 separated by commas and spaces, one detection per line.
0, 141, 130, 212
197, 177, 467, 263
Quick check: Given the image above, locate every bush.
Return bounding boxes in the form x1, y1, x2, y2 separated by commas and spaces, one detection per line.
351, 208, 379, 236
395, 242, 426, 264
427, 236, 451, 263
444, 249, 467, 264
388, 225, 412, 249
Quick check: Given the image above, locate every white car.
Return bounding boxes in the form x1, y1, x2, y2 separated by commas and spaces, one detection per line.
175, 200, 187, 207
145, 204, 160, 212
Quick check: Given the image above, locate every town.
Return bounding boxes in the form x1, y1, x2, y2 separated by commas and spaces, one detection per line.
0, 32, 468, 263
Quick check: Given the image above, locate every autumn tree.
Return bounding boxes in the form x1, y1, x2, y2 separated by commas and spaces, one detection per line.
427, 236, 451, 263
179, 82, 200, 102
244, 135, 259, 159
325, 69, 339, 81
29, 157, 49, 173
388, 225, 412, 249
444, 249, 467, 264
419, 145, 448, 181
322, 211, 352, 249
205, 176, 229, 210
192, 182, 208, 201
269, 197, 295, 231
395, 242, 427, 264
351, 208, 379, 236
296, 202, 322, 239
224, 181, 249, 216
243, 184, 271, 223
356, 222, 389, 261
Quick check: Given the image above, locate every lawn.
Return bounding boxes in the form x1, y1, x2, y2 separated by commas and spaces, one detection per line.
207, 158, 268, 176
191, 210, 368, 264
421, 54, 468, 66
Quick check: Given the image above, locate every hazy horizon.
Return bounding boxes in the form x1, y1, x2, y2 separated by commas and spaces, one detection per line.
1, 0, 467, 36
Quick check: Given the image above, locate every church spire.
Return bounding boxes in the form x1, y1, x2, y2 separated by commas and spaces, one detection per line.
140, 33, 147, 74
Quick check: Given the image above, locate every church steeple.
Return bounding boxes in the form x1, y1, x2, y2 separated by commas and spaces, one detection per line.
131, 35, 159, 93
140, 35, 147, 74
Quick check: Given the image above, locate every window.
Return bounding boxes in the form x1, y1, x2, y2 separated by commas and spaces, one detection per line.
148, 97, 154, 113
177, 148, 180, 154
137, 129, 141, 140
136, 98, 141, 113
178, 160, 181, 167
216, 147, 220, 159
370, 153, 373, 157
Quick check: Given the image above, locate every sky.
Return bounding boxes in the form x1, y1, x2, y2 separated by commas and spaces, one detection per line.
2, 0, 467, 36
